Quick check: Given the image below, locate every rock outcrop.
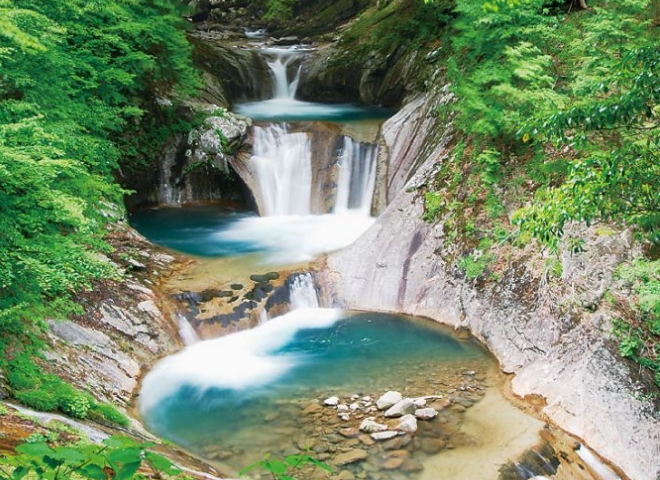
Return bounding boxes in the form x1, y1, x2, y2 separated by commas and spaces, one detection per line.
321, 90, 660, 480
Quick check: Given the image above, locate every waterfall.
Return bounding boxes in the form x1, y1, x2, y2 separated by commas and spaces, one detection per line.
266, 50, 302, 100
289, 273, 320, 309
252, 124, 312, 216
177, 314, 199, 346
334, 137, 378, 216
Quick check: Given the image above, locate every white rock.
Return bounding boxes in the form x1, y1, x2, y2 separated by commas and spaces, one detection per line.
362, 396, 372, 402
324, 396, 340, 406
376, 391, 402, 410
384, 398, 416, 418
413, 398, 427, 408
397, 414, 418, 434
415, 408, 438, 420
371, 431, 399, 441
337, 404, 349, 412
340, 414, 350, 421
359, 417, 388, 433
349, 403, 360, 411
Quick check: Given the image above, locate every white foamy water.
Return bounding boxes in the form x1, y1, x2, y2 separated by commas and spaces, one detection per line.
252, 124, 312, 216
139, 307, 343, 415
214, 212, 375, 265
177, 315, 199, 346
289, 273, 319, 309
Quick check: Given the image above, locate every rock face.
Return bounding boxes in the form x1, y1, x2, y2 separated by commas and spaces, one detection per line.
46, 226, 183, 407
189, 33, 271, 106
321, 90, 660, 480
128, 106, 253, 209
297, 42, 415, 107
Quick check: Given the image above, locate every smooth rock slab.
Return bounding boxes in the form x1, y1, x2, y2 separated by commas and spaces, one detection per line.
333, 449, 368, 465
376, 391, 402, 410
371, 431, 399, 441
384, 398, 416, 418
381, 457, 405, 470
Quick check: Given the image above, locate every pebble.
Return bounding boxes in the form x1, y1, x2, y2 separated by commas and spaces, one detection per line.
324, 396, 340, 406
376, 391, 402, 410
415, 407, 438, 420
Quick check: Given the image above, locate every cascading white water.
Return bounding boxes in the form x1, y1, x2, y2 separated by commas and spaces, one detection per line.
177, 314, 199, 346
334, 137, 378, 215
289, 273, 319, 309
266, 49, 302, 100
221, 46, 382, 264
252, 124, 312, 216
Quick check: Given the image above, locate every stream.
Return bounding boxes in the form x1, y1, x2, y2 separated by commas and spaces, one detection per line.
132, 46, 614, 480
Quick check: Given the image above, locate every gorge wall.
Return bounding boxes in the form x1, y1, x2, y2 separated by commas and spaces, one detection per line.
319, 87, 660, 480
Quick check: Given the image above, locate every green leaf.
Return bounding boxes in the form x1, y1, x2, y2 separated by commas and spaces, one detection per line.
15, 442, 52, 458
114, 461, 141, 480
80, 464, 108, 480
108, 447, 142, 466
145, 451, 181, 475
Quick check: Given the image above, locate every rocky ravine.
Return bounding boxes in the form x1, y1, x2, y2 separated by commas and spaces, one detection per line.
320, 90, 660, 480
0, 223, 222, 479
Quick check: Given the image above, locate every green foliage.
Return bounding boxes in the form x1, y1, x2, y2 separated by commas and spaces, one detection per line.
0, 0, 200, 412
613, 259, 660, 387
88, 402, 130, 428
339, 0, 453, 55
239, 452, 333, 480
0, 436, 185, 480
7, 354, 129, 426
458, 250, 496, 280
263, 0, 300, 21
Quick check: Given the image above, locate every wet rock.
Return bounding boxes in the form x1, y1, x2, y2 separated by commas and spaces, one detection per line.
381, 435, 411, 450
396, 414, 417, 434
359, 418, 387, 433
324, 396, 340, 406
420, 437, 446, 454
336, 471, 356, 480
370, 431, 398, 441
359, 434, 375, 446
413, 397, 427, 408
272, 35, 299, 46
302, 402, 323, 415
415, 407, 438, 420
230, 283, 243, 290
376, 391, 402, 410
381, 457, 404, 470
384, 398, 416, 418
339, 428, 359, 438
333, 449, 368, 466
400, 459, 424, 473
249, 272, 280, 282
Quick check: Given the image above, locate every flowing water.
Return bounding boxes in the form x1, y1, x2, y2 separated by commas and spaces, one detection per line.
140, 277, 494, 478
132, 45, 606, 480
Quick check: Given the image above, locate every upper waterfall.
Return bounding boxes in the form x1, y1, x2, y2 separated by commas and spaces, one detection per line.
267, 49, 302, 100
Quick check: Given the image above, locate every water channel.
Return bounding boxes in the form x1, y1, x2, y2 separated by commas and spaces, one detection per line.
132, 46, 613, 480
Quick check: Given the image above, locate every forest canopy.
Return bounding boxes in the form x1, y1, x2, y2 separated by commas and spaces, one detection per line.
0, 0, 198, 395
